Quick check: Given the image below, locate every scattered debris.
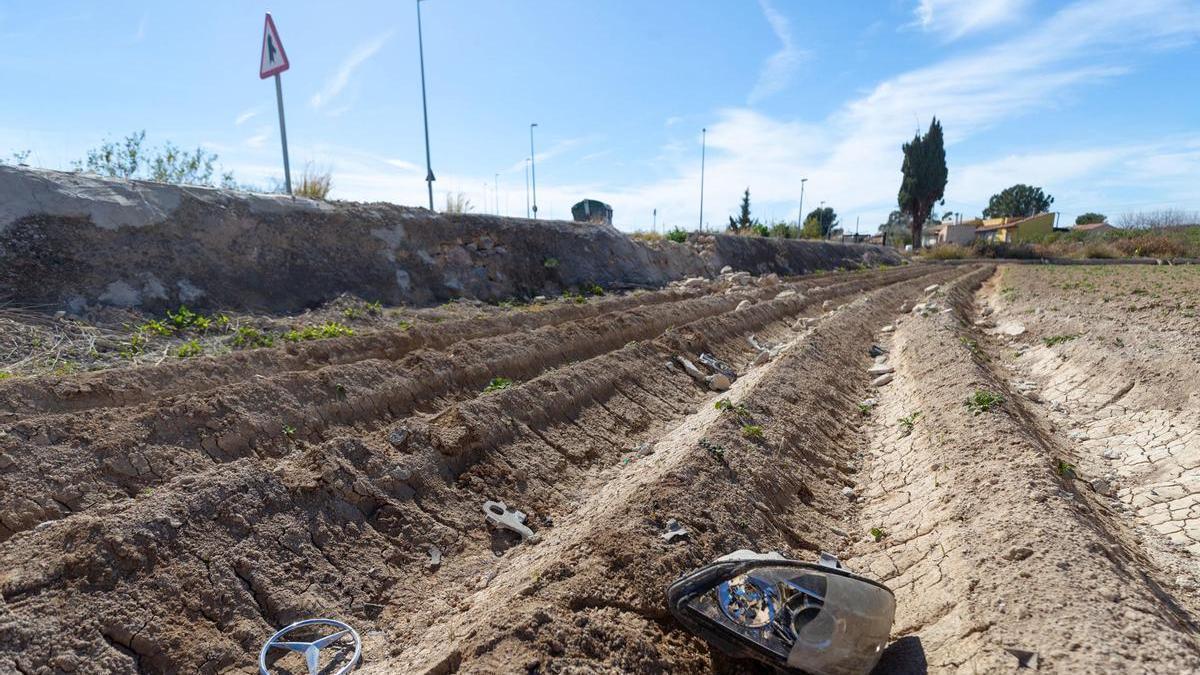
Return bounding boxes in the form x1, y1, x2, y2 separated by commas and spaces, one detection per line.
868, 344, 887, 357
775, 289, 797, 299
998, 322, 1027, 336
871, 373, 894, 387
868, 364, 894, 376
387, 426, 410, 448
427, 545, 443, 569
841, 486, 856, 500
719, 265, 733, 274
735, 300, 752, 311
661, 519, 689, 542
1090, 478, 1115, 497
924, 284, 940, 293
483, 500, 540, 543
707, 373, 732, 391
881, 324, 895, 333
698, 353, 737, 379
1004, 648, 1039, 669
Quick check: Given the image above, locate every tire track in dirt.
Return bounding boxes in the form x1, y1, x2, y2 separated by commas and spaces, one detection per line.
0, 267, 931, 542
0, 265, 951, 674
846, 267, 1200, 673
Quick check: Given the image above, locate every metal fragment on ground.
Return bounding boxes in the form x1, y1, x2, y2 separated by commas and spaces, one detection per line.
662, 519, 689, 542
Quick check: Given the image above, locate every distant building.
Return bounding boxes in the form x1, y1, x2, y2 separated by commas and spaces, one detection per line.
571, 199, 613, 225
936, 220, 979, 246
975, 213, 1056, 243
1073, 222, 1115, 234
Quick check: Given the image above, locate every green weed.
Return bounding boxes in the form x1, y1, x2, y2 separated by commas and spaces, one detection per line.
666, 227, 688, 244
898, 412, 922, 436
699, 438, 726, 461
484, 377, 514, 393
175, 340, 202, 358
965, 390, 1005, 415
120, 333, 148, 358
1056, 459, 1077, 479
0, 371, 12, 380
870, 527, 885, 542
741, 424, 764, 439
543, 257, 560, 269
282, 424, 297, 439
282, 322, 355, 342
138, 319, 174, 337
231, 326, 274, 349
1043, 334, 1080, 347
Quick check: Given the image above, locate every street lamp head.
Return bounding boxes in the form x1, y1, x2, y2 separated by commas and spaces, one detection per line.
531, 123, 538, 128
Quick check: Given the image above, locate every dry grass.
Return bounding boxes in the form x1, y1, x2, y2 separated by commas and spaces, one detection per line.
444, 192, 473, 214
295, 163, 333, 200
630, 231, 665, 242
921, 244, 970, 260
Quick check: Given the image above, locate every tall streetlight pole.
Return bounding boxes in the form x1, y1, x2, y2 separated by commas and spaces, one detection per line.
698, 128, 707, 232
529, 123, 539, 219
416, 0, 435, 210
524, 158, 531, 218
797, 177, 808, 229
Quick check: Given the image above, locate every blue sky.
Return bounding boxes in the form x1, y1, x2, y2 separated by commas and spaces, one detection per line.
1, 0, 1197, 230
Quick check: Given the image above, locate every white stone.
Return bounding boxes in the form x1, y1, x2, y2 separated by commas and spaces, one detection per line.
707, 374, 732, 391
998, 322, 1027, 336
736, 299, 752, 311
868, 364, 895, 376
872, 373, 894, 387
775, 290, 797, 299
924, 284, 940, 293
881, 324, 895, 333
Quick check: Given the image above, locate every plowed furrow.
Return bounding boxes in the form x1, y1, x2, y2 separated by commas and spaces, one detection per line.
0, 267, 934, 542
0, 264, 957, 674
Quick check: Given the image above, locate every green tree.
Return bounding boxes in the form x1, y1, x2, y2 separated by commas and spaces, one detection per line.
898, 117, 948, 249
728, 187, 756, 233
1075, 212, 1106, 225
982, 184, 1054, 219
768, 221, 797, 238
801, 206, 838, 239
75, 131, 236, 188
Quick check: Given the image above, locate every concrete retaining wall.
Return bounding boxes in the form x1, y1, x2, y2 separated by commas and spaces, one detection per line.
0, 166, 902, 313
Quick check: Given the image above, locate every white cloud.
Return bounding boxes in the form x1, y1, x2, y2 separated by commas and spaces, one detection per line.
914, 0, 1030, 40
310, 32, 393, 110
135, 14, 147, 42
748, 0, 807, 104
234, 107, 261, 127
244, 126, 272, 149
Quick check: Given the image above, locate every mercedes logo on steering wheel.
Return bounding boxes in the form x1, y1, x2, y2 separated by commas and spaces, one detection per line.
259, 618, 362, 674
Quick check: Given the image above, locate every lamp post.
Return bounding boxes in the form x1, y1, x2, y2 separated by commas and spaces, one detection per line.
529, 123, 539, 219
698, 128, 707, 232
524, 158, 530, 218
416, 0, 435, 210
797, 177, 807, 229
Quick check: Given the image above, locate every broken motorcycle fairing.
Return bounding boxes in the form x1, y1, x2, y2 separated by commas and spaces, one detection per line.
667, 552, 895, 675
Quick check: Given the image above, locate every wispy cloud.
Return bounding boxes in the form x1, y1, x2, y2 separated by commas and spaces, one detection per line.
234, 107, 261, 127
310, 31, 393, 110
244, 126, 272, 149
134, 14, 147, 42
913, 0, 1030, 41
748, 0, 807, 104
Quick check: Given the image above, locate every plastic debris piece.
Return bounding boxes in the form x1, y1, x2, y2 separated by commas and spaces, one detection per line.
662, 519, 689, 542
482, 500, 539, 543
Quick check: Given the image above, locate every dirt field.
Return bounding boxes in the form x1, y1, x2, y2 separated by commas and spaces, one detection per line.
2, 263, 1198, 674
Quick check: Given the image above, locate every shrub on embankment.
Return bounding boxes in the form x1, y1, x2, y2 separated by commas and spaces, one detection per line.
919, 224, 1200, 261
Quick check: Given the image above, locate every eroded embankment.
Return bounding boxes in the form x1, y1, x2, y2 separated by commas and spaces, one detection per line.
847, 268, 1200, 672
0, 264, 948, 674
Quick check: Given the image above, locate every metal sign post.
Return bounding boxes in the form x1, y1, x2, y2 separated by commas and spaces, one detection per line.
260, 13, 292, 195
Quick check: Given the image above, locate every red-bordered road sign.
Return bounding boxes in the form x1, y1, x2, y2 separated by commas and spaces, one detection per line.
260, 13, 290, 79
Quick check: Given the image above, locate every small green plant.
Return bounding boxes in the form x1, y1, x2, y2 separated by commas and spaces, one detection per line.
282, 424, 297, 439
366, 300, 382, 315
741, 424, 764, 439
1043, 334, 1080, 347
857, 402, 873, 415
175, 339, 203, 358
214, 314, 231, 330
0, 371, 12, 380
138, 319, 175, 337
231, 326, 274, 349
282, 322, 355, 342
484, 377, 514, 393
699, 438, 726, 461
397, 319, 412, 330
120, 333, 148, 358
543, 257, 560, 269
1056, 459, 1077, 479
584, 282, 605, 296
715, 398, 732, 411
965, 390, 1005, 415
342, 306, 363, 319
334, 383, 347, 399
869, 527, 885, 542
167, 305, 206, 331
898, 411, 922, 436
666, 227, 688, 244
562, 290, 587, 304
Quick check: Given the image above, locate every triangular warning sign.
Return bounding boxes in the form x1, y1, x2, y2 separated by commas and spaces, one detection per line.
260, 13, 290, 79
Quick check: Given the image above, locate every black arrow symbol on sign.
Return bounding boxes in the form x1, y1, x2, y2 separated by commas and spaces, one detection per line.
267, 35, 277, 64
